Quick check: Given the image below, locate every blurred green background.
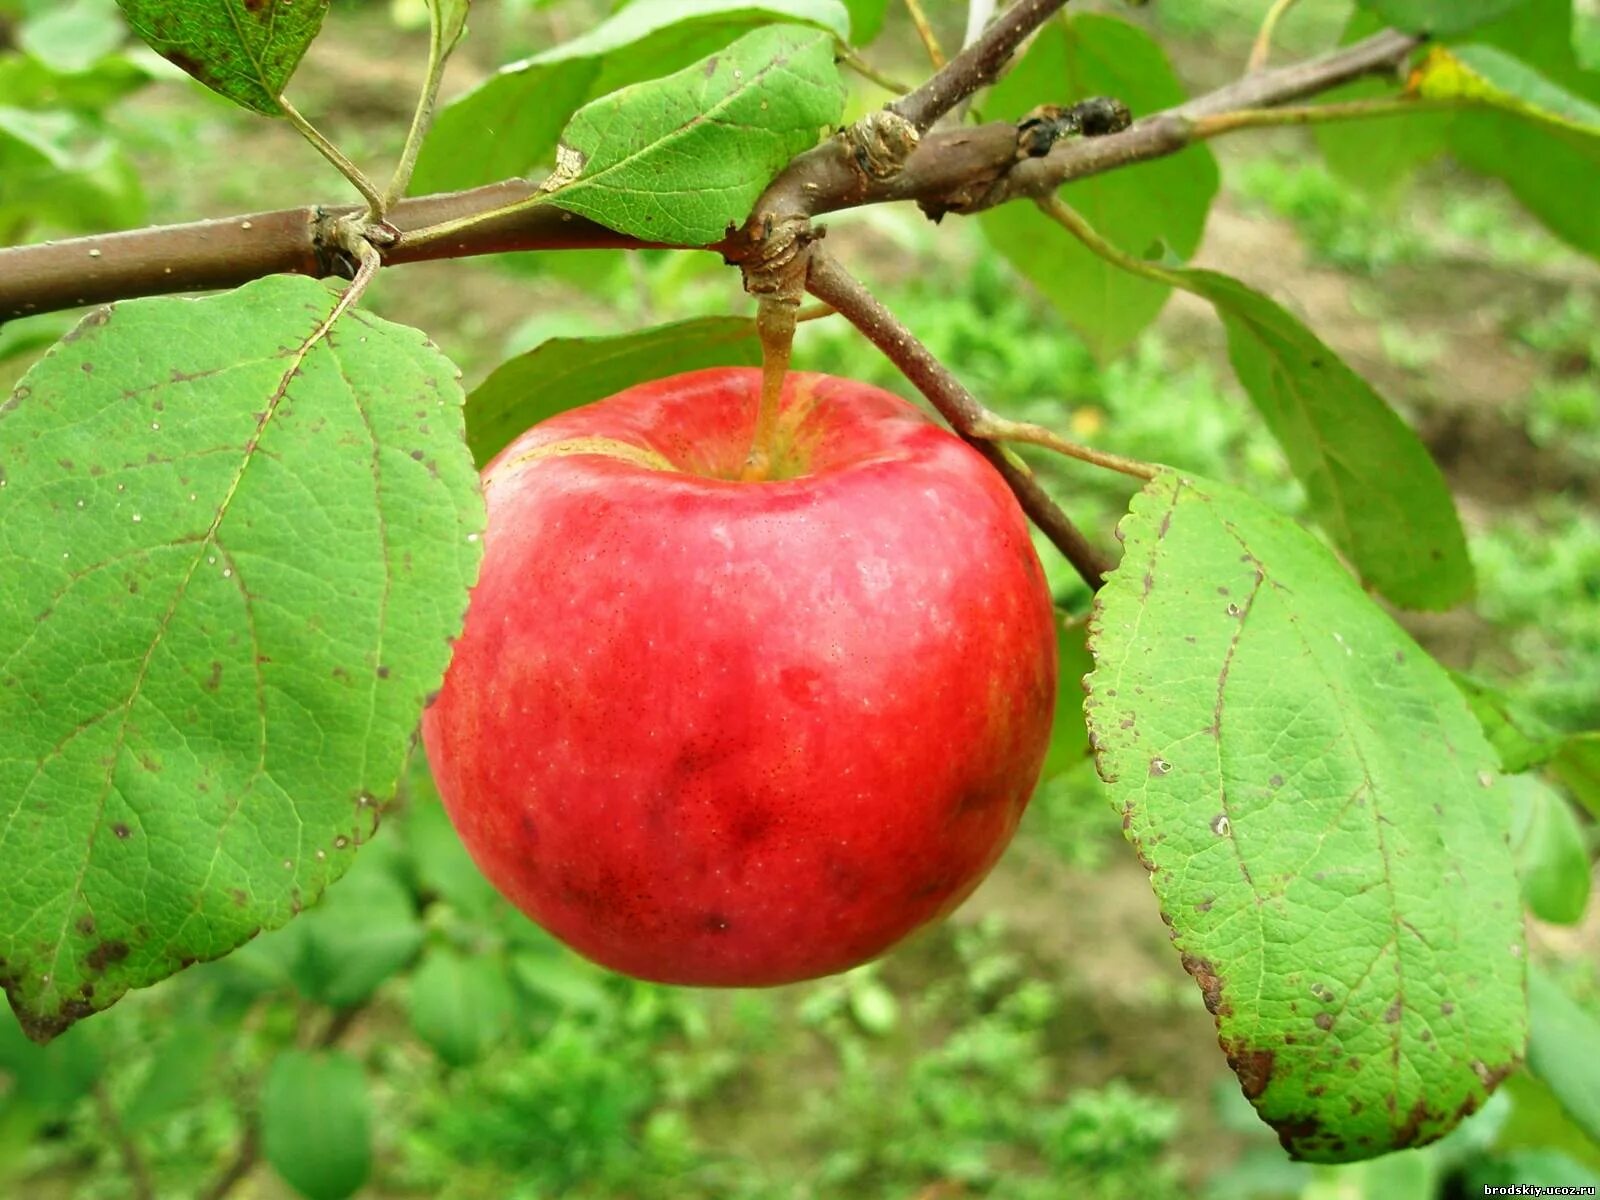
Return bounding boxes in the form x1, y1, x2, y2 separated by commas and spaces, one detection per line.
1, 0, 1597, 1197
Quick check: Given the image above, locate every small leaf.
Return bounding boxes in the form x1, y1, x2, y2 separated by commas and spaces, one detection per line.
409, 947, 514, 1066
283, 849, 424, 1008
1552, 735, 1600, 821
1177, 269, 1473, 610
843, 0, 889, 44
260, 1049, 372, 1200
18, 0, 126, 76
848, 976, 899, 1036
0, 276, 484, 1040
428, 0, 471, 51
1041, 614, 1094, 782
467, 317, 761, 466
1314, 12, 1450, 199
1509, 776, 1593, 924
412, 0, 850, 194
113, 0, 330, 116
1085, 471, 1525, 1161
1454, 673, 1564, 773
1528, 967, 1600, 1146
977, 14, 1218, 359
540, 25, 844, 244
1355, 0, 1534, 36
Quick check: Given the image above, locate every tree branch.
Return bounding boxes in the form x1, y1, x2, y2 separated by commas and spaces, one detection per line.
0, 29, 1420, 324
891, 0, 1068, 132
806, 246, 1111, 591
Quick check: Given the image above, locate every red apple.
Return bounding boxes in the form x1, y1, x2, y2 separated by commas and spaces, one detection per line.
422, 367, 1057, 986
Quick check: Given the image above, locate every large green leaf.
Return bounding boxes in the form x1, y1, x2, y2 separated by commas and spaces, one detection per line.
977, 14, 1219, 359
467, 316, 761, 466
260, 1049, 372, 1200
1418, 43, 1600, 138
412, 0, 849, 195
0, 275, 484, 1041
1447, 0, 1600, 258
843, 0, 888, 44
1177, 269, 1472, 611
113, 0, 329, 116
540, 24, 844, 244
1085, 471, 1525, 1161
1527, 967, 1600, 1145
1356, 0, 1534, 36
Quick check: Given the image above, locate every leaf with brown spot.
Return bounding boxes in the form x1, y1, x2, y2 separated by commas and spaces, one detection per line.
114, 1, 330, 116
0, 277, 483, 1040
1085, 472, 1526, 1161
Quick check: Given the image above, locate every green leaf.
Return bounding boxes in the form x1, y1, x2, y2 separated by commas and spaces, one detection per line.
428, 0, 470, 52
843, 0, 888, 43
1085, 471, 1526, 1162
409, 947, 514, 1066
1176, 269, 1473, 611
1314, 12, 1450, 199
1447, 2, 1600, 257
280, 847, 424, 1008
1356, 0, 1534, 36
412, 0, 849, 195
1498, 1072, 1600, 1172
540, 25, 844, 244
1509, 776, 1593, 924
1417, 44, 1600, 138
1454, 673, 1565, 773
977, 14, 1219, 359
18, 0, 126, 75
1041, 614, 1094, 781
1553, 735, 1600, 821
0, 275, 484, 1041
467, 316, 761, 466
1528, 967, 1600, 1145
112, 0, 329, 116
260, 1049, 372, 1200
0, 1013, 100, 1114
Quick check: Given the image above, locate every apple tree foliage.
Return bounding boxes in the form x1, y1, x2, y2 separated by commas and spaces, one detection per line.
0, 0, 1597, 1181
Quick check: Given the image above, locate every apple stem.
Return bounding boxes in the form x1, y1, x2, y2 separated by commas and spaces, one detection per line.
744, 295, 798, 481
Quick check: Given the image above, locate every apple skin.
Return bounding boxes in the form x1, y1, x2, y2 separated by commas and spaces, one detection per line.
422, 367, 1057, 986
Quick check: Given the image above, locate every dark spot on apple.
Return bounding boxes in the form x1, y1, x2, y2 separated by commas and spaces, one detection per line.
85, 940, 129, 972
702, 912, 730, 933
1314, 1011, 1334, 1030
779, 665, 822, 706
728, 804, 773, 848
518, 812, 539, 845
112, 823, 130, 839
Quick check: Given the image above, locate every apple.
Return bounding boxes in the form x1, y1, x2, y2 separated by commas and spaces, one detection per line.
422, 367, 1057, 986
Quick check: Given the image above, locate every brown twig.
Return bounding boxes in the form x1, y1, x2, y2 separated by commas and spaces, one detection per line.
92, 1081, 156, 1200
891, 0, 1068, 133
0, 29, 1422, 323
903, 0, 948, 68
805, 246, 1111, 591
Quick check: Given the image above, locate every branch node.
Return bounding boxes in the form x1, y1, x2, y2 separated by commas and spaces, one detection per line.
842, 110, 923, 181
